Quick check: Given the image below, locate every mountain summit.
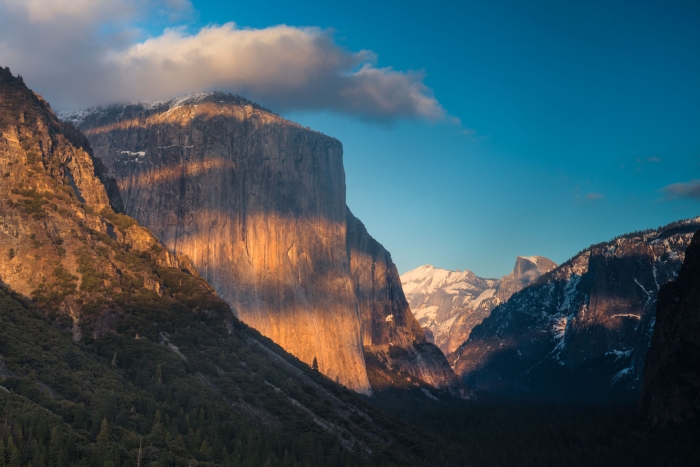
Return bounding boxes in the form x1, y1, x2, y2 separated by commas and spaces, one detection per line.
401, 256, 556, 355
62, 92, 463, 396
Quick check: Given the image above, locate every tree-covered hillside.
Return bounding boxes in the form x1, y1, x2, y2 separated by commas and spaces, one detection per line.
0, 278, 472, 466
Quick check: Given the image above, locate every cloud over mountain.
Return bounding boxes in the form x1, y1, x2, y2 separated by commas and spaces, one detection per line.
0, 0, 443, 121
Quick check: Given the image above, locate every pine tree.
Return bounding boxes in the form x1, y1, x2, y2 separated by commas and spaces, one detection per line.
6, 436, 20, 467
311, 357, 318, 371
150, 410, 163, 444
97, 418, 109, 463
199, 439, 211, 461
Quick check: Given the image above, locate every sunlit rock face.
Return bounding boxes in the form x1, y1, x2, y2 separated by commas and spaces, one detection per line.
401, 257, 556, 356
449, 219, 700, 400
64, 93, 460, 394
641, 229, 700, 425
0, 69, 216, 340
346, 211, 464, 392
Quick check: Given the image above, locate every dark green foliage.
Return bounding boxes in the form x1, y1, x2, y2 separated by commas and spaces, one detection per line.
75, 247, 109, 293
99, 209, 136, 235
10, 189, 47, 220
31, 264, 78, 309
0, 278, 467, 466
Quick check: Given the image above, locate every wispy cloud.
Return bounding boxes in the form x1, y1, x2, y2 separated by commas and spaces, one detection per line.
660, 179, 700, 200
636, 156, 661, 164
573, 189, 604, 203
0, 1, 444, 121
460, 127, 490, 142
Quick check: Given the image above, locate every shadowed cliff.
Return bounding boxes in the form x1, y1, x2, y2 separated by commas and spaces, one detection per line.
449, 219, 699, 400
63, 93, 462, 395
641, 229, 700, 425
346, 210, 463, 393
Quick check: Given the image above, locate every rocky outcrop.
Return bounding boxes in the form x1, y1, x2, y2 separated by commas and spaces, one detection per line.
63, 93, 461, 395
449, 219, 700, 400
401, 256, 556, 356
346, 210, 463, 393
641, 230, 700, 425
0, 68, 227, 339
495, 256, 557, 302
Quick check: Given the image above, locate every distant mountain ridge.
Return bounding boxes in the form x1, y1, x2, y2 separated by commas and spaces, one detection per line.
401, 256, 556, 355
449, 217, 700, 400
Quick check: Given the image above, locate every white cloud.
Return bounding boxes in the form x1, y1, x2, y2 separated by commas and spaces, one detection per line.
2, 0, 135, 23
0, 1, 444, 121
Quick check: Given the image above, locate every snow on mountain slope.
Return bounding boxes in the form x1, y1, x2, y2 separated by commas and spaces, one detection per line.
449, 218, 700, 400
401, 257, 556, 356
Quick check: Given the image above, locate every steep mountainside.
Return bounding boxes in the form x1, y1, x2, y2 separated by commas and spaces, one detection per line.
62, 93, 461, 395
0, 67, 470, 466
347, 212, 463, 394
449, 219, 700, 399
641, 229, 700, 425
0, 68, 214, 338
401, 256, 556, 355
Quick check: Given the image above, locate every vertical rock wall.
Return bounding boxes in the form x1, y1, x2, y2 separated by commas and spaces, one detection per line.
641, 230, 700, 425
68, 93, 462, 394
72, 95, 370, 392
346, 208, 425, 348
346, 210, 463, 391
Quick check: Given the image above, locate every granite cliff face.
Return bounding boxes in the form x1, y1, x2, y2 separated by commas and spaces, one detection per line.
0, 68, 226, 338
63, 93, 460, 395
495, 256, 557, 302
401, 256, 556, 356
346, 211, 463, 393
449, 219, 700, 399
641, 229, 700, 425
0, 71, 470, 463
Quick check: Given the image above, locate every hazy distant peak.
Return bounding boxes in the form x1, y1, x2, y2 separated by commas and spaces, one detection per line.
401, 255, 556, 355
400, 265, 481, 297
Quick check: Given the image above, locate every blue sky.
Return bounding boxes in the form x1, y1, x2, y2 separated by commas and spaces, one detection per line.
198, 0, 700, 276
2, 0, 699, 277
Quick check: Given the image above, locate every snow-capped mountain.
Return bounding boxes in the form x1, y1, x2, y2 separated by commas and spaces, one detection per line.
401, 256, 556, 356
449, 217, 700, 400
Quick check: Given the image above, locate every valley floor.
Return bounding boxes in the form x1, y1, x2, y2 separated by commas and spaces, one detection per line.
368, 390, 700, 467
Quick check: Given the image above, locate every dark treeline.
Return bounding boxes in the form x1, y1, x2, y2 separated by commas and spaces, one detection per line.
0, 273, 469, 467
369, 390, 700, 467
